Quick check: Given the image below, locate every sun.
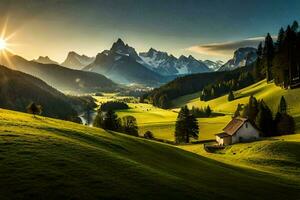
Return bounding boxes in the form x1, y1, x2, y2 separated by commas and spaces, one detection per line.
0, 38, 7, 50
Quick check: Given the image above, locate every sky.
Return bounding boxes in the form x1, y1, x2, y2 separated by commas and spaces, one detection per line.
0, 0, 299, 62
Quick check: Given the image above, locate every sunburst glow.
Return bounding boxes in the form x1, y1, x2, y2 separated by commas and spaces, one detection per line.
0, 38, 7, 50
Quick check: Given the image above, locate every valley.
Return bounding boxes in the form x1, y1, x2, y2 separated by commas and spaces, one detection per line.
0, 2, 300, 199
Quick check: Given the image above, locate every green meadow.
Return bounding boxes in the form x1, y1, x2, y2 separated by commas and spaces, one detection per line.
0, 108, 299, 199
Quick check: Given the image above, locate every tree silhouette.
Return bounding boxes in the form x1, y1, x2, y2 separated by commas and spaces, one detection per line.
27, 102, 42, 117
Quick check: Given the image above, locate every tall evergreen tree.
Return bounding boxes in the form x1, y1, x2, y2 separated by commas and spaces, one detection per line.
205, 105, 212, 117
175, 106, 199, 143
228, 90, 234, 101
242, 95, 259, 122
254, 42, 263, 81
263, 33, 275, 82
256, 100, 274, 137
291, 20, 299, 32
276, 27, 285, 49
278, 96, 287, 114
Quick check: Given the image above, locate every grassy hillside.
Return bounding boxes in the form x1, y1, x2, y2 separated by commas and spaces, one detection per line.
172, 80, 300, 129
0, 108, 299, 199
94, 95, 230, 141
0, 65, 80, 121
181, 133, 300, 183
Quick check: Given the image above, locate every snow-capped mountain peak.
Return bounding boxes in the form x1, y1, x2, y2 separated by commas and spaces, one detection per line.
139, 48, 212, 75
218, 47, 257, 71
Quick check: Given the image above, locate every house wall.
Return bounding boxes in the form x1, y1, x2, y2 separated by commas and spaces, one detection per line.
232, 122, 259, 144
216, 136, 224, 145
216, 135, 232, 146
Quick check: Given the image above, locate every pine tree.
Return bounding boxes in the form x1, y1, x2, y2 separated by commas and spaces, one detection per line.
205, 105, 212, 117
278, 96, 287, 114
257, 42, 263, 57
291, 20, 299, 32
243, 96, 259, 122
276, 27, 285, 49
233, 104, 242, 118
256, 100, 274, 137
254, 43, 263, 81
227, 90, 234, 101
175, 106, 199, 143
263, 33, 275, 82
27, 102, 42, 117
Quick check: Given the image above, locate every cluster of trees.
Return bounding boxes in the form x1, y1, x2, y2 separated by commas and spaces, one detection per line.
93, 110, 138, 136
255, 21, 300, 88
175, 106, 199, 143
200, 72, 254, 101
190, 106, 212, 118
234, 96, 295, 136
100, 101, 129, 111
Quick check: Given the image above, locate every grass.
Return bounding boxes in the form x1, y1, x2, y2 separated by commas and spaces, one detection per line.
180, 133, 300, 184
172, 80, 300, 130
0, 108, 299, 199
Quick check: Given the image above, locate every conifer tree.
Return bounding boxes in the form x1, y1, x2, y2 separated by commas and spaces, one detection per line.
291, 20, 299, 32
256, 100, 274, 137
103, 110, 120, 131
175, 106, 199, 143
263, 33, 275, 82
276, 27, 285, 49
205, 105, 212, 117
227, 90, 234, 101
278, 96, 287, 114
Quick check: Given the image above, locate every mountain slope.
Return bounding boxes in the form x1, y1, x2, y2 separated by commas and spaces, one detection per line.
218, 47, 257, 71
84, 39, 165, 86
203, 60, 224, 71
0, 51, 119, 93
32, 56, 58, 65
61, 51, 95, 70
0, 65, 80, 121
139, 48, 211, 75
0, 108, 298, 200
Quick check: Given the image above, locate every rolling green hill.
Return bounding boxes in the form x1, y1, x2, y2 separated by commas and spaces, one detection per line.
0, 65, 81, 121
0, 108, 299, 199
181, 133, 300, 184
172, 80, 300, 129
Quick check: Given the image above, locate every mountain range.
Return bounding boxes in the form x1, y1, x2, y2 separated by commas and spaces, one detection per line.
218, 47, 257, 71
83, 39, 166, 86
0, 51, 119, 93
23, 39, 258, 87
139, 48, 212, 75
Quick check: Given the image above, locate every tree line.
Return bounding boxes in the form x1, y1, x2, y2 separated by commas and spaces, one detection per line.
255, 20, 300, 88
234, 95, 295, 136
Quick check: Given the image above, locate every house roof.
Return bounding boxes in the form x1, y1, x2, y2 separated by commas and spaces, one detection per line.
215, 132, 230, 138
223, 117, 248, 136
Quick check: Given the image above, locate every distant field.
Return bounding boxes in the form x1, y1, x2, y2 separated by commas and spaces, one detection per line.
1, 109, 299, 199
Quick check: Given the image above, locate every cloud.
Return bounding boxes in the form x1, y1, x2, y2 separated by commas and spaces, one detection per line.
186, 37, 265, 58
